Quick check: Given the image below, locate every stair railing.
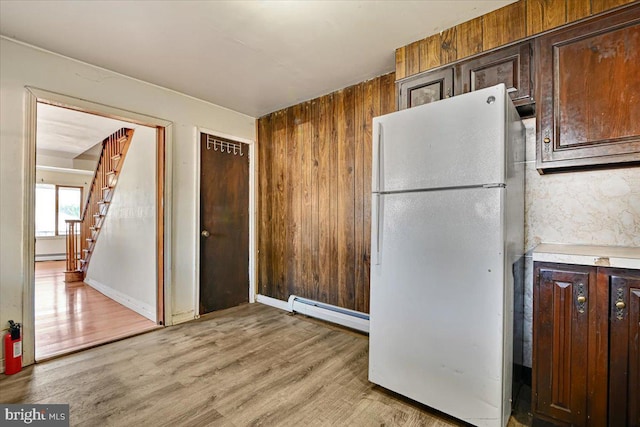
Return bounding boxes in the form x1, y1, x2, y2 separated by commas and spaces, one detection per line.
64, 128, 132, 278
65, 219, 81, 272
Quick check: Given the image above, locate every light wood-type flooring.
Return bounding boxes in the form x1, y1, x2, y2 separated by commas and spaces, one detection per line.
3, 303, 530, 426
35, 261, 159, 360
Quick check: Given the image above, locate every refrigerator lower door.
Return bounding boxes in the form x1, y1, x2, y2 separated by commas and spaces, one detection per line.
369, 187, 510, 427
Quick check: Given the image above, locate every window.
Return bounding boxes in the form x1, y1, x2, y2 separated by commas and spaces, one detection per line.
35, 184, 83, 237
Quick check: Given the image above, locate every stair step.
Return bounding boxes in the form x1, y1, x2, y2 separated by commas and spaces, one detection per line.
90, 226, 100, 231
82, 248, 91, 254
106, 170, 117, 176
111, 154, 122, 161
86, 238, 94, 243
93, 213, 104, 218
101, 186, 113, 191
98, 200, 110, 205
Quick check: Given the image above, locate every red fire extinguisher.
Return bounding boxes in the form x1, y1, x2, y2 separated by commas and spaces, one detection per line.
4, 320, 22, 375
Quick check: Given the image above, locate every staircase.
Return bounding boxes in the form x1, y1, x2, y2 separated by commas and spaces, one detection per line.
65, 128, 135, 282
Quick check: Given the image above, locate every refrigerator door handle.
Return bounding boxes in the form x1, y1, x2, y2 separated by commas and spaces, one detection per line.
375, 122, 382, 192
372, 194, 382, 265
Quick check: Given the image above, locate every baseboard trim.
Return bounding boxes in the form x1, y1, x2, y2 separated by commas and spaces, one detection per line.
84, 278, 155, 322
257, 294, 369, 334
171, 310, 195, 325
256, 294, 289, 311
35, 254, 66, 261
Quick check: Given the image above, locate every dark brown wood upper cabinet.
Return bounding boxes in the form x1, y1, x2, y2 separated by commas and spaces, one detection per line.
398, 68, 454, 110
536, 4, 640, 173
398, 42, 534, 116
457, 42, 534, 117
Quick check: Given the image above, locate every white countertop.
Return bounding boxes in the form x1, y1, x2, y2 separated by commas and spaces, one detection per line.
533, 243, 640, 270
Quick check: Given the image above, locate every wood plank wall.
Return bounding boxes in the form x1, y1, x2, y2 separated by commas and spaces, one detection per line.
257, 73, 395, 313
395, 0, 637, 80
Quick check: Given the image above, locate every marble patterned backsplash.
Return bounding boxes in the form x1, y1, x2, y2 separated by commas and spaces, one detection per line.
519, 117, 640, 367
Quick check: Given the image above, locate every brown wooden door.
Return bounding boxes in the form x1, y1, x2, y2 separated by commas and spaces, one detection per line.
533, 263, 594, 425
199, 133, 249, 314
608, 269, 640, 427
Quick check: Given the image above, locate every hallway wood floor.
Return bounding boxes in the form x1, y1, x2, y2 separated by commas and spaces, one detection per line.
35, 261, 159, 360
3, 303, 528, 426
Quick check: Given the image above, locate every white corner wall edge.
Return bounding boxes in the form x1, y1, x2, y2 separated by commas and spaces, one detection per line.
84, 278, 155, 322
256, 294, 369, 333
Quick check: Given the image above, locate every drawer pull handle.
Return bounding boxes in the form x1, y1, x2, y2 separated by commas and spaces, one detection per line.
577, 295, 586, 304
615, 301, 625, 310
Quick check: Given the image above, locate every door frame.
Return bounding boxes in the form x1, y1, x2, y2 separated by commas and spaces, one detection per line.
22, 87, 173, 365
195, 128, 256, 317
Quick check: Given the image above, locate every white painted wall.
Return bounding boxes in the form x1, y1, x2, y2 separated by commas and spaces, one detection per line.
36, 154, 73, 169
34, 239, 65, 261
72, 158, 97, 171
0, 37, 255, 360
85, 127, 157, 321
34, 168, 92, 260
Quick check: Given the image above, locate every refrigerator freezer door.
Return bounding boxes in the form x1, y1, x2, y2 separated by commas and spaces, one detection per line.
369, 187, 509, 427
372, 84, 507, 193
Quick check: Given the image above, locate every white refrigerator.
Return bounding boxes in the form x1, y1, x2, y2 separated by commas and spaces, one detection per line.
368, 84, 525, 427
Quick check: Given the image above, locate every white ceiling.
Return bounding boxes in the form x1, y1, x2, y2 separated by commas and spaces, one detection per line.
1, 0, 514, 118
37, 103, 138, 159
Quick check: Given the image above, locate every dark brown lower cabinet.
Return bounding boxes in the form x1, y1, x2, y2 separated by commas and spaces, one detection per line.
533, 263, 640, 426
608, 270, 640, 427
533, 264, 595, 425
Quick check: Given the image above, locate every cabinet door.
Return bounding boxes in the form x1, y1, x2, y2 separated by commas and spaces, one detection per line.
398, 68, 453, 110
533, 263, 593, 425
457, 42, 533, 116
536, 4, 640, 172
608, 269, 640, 427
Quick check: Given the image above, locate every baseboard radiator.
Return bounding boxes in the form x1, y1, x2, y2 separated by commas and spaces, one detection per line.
36, 253, 66, 262
287, 295, 369, 333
